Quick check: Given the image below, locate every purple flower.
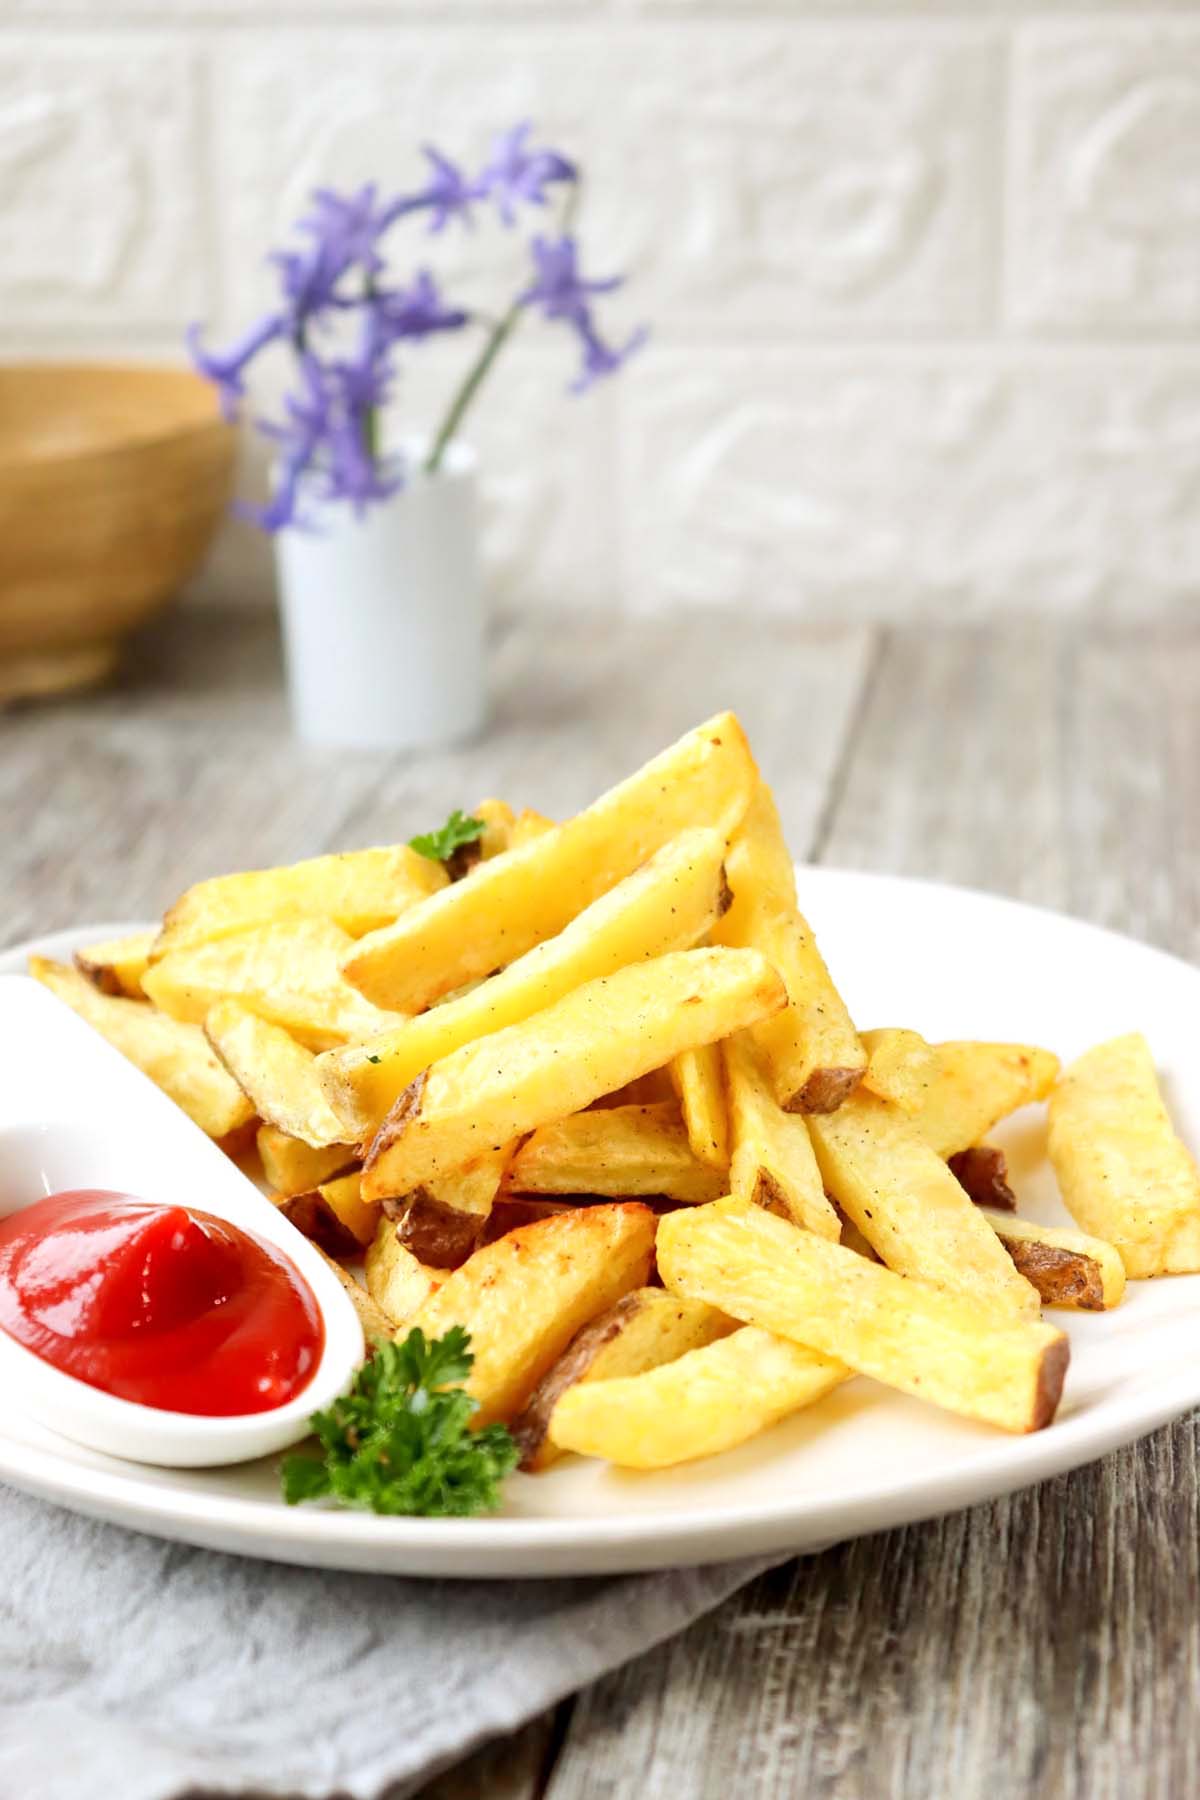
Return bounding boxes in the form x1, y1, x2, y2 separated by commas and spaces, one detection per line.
370, 270, 469, 344
186, 315, 284, 420
270, 183, 387, 323
570, 320, 648, 394
379, 146, 481, 235
480, 121, 576, 226
242, 354, 332, 530
520, 234, 621, 326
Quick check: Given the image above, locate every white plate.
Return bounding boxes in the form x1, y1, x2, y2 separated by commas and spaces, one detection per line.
2, 874, 1199, 1580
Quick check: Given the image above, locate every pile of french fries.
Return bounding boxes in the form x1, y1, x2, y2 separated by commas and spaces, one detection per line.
32, 714, 1200, 1475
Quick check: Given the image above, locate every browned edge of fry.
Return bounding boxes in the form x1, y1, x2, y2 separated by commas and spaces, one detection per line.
387, 1192, 488, 1268
73, 952, 123, 995
1002, 1238, 1107, 1312
217, 1118, 262, 1163
510, 1293, 642, 1470
751, 1170, 797, 1223
949, 1146, 1016, 1210
787, 1066, 863, 1114
1034, 1335, 1071, 1430
444, 841, 482, 881
716, 865, 734, 920
276, 1193, 361, 1258
363, 1069, 428, 1169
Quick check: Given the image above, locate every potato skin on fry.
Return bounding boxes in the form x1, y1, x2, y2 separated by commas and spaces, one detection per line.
361, 948, 786, 1200
410, 1202, 657, 1427
976, 1208, 1125, 1311
949, 1145, 1016, 1211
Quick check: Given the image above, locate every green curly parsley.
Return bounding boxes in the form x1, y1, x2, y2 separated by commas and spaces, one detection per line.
408, 810, 485, 866
281, 1327, 518, 1518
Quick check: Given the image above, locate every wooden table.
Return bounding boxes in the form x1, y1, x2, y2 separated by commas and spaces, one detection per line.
5, 607, 1198, 1799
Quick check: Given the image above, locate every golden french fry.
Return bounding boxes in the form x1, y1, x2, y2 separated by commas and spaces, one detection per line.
1048, 1032, 1200, 1277
389, 1142, 514, 1268
342, 713, 758, 1011
978, 1209, 1126, 1311
29, 957, 253, 1139
593, 1069, 677, 1109
512, 1289, 733, 1470
153, 843, 446, 958
913, 1042, 1060, 1159
714, 785, 864, 1111
669, 1042, 730, 1170
808, 1089, 1040, 1318
256, 1124, 355, 1199
364, 1217, 447, 1327
320, 828, 733, 1138
860, 1028, 940, 1114
548, 1325, 847, 1470
204, 1000, 346, 1148
315, 1171, 379, 1250
410, 1202, 657, 1427
508, 1104, 725, 1204
508, 809, 555, 851
144, 918, 404, 1053
658, 1203, 1069, 1434
723, 1033, 840, 1239
74, 930, 157, 999
362, 948, 786, 1200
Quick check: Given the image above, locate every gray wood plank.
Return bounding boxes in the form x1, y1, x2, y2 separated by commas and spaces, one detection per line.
0, 607, 872, 947
544, 623, 1200, 1800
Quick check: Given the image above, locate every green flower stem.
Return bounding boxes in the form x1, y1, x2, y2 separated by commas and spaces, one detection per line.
424, 303, 522, 477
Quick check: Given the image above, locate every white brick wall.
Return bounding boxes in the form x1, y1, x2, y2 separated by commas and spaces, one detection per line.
2, 7, 1199, 618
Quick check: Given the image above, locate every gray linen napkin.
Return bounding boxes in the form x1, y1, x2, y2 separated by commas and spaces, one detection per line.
0, 1484, 775, 1800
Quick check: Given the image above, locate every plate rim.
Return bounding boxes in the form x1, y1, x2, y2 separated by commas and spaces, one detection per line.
3, 870, 1199, 1578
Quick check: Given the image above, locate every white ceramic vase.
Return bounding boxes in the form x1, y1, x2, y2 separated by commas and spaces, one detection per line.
274, 443, 486, 752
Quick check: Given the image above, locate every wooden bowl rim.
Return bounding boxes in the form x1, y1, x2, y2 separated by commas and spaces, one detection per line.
0, 361, 234, 472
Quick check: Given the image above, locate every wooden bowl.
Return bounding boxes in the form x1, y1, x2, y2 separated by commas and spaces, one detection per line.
0, 363, 236, 703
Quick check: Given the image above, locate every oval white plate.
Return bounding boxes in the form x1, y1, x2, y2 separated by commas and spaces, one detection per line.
2, 873, 1199, 1579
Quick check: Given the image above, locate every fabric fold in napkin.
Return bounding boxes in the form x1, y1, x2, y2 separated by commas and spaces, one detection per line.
0, 1484, 776, 1800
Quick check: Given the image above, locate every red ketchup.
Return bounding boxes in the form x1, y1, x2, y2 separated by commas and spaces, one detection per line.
0, 1190, 323, 1415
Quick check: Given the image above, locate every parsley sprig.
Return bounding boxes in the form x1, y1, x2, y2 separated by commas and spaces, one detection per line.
281, 1327, 518, 1517
409, 810, 485, 866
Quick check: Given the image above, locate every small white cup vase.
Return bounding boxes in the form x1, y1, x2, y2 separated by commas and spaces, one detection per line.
274, 442, 486, 752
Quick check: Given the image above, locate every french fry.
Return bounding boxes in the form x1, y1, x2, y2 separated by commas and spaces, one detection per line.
361, 948, 786, 1200
912, 1042, 1060, 1159
410, 1202, 657, 1427
723, 1033, 840, 1239
74, 930, 156, 999
256, 1124, 356, 1199
860, 1028, 940, 1114
270, 1189, 361, 1258
669, 1042, 730, 1170
512, 1289, 733, 1470
152, 843, 446, 958
204, 1000, 346, 1148
808, 1089, 1040, 1318
310, 1243, 394, 1344
389, 1141, 514, 1268
316, 1171, 379, 1250
342, 713, 758, 1011
320, 828, 733, 1138
1048, 1032, 1200, 1277
508, 809, 555, 851
949, 1145, 1016, 1210
978, 1209, 1126, 1311
593, 1069, 677, 1109
714, 785, 864, 1111
145, 918, 404, 1053
364, 1217, 447, 1327
548, 1324, 848, 1469
658, 1204, 1069, 1433
29, 957, 254, 1139
508, 1104, 726, 1204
